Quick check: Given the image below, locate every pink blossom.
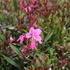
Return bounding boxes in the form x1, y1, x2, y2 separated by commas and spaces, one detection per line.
23, 6, 32, 13
30, 39, 36, 50
21, 39, 36, 55
32, 1, 37, 5
26, 39, 36, 50
21, 45, 27, 54
21, 38, 37, 55
26, 27, 42, 44
17, 35, 25, 43
44, 1, 48, 5
28, 6, 32, 12
9, 37, 14, 43
18, 0, 24, 10
24, 7, 28, 13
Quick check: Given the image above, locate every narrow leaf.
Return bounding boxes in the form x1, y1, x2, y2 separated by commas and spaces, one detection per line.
43, 32, 53, 45
10, 44, 20, 56
2, 55, 19, 68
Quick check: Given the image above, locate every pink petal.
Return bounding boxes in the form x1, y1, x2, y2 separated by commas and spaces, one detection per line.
28, 6, 32, 12
27, 43, 31, 50
26, 33, 31, 38
17, 35, 25, 43
30, 39, 36, 50
9, 37, 14, 43
24, 7, 28, 13
34, 29, 42, 35
32, 1, 36, 5
20, 39, 23, 43
18, 0, 24, 10
21, 45, 27, 55
34, 36, 42, 44
29, 27, 35, 34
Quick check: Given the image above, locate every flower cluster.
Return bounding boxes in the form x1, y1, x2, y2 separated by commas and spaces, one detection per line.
17, 0, 44, 55
17, 27, 42, 55
18, 0, 48, 14
18, 0, 48, 28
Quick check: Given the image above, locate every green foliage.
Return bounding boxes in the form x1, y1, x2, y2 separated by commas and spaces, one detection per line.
10, 44, 21, 56
0, 0, 70, 70
2, 55, 19, 68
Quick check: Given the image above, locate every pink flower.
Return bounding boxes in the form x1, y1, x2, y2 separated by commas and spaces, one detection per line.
27, 39, 36, 50
9, 37, 14, 43
17, 35, 25, 43
21, 45, 27, 54
24, 7, 28, 13
18, 0, 24, 10
23, 6, 32, 13
26, 27, 42, 44
28, 6, 32, 12
32, 1, 37, 5
30, 39, 36, 50
21, 38, 37, 55
44, 1, 48, 5
21, 39, 36, 55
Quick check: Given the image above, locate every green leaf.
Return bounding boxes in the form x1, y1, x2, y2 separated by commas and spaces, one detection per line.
0, 32, 5, 40
10, 44, 20, 56
31, 65, 35, 70
42, 32, 53, 45
13, 0, 18, 11
47, 59, 51, 65
2, 55, 19, 68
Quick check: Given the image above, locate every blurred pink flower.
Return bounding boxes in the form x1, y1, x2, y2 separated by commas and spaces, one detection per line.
26, 27, 42, 44
32, 1, 37, 5
44, 1, 48, 5
21, 45, 27, 54
21, 39, 36, 55
27, 39, 36, 50
18, 0, 24, 10
9, 37, 14, 43
23, 6, 32, 13
30, 39, 36, 50
28, 6, 32, 12
17, 35, 25, 43
24, 7, 28, 13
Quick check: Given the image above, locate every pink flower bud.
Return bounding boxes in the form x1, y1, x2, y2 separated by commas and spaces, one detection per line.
32, 1, 36, 5
9, 37, 14, 43
24, 7, 28, 13
17, 35, 25, 43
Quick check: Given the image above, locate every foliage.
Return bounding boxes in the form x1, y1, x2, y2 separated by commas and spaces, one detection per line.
0, 0, 70, 70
